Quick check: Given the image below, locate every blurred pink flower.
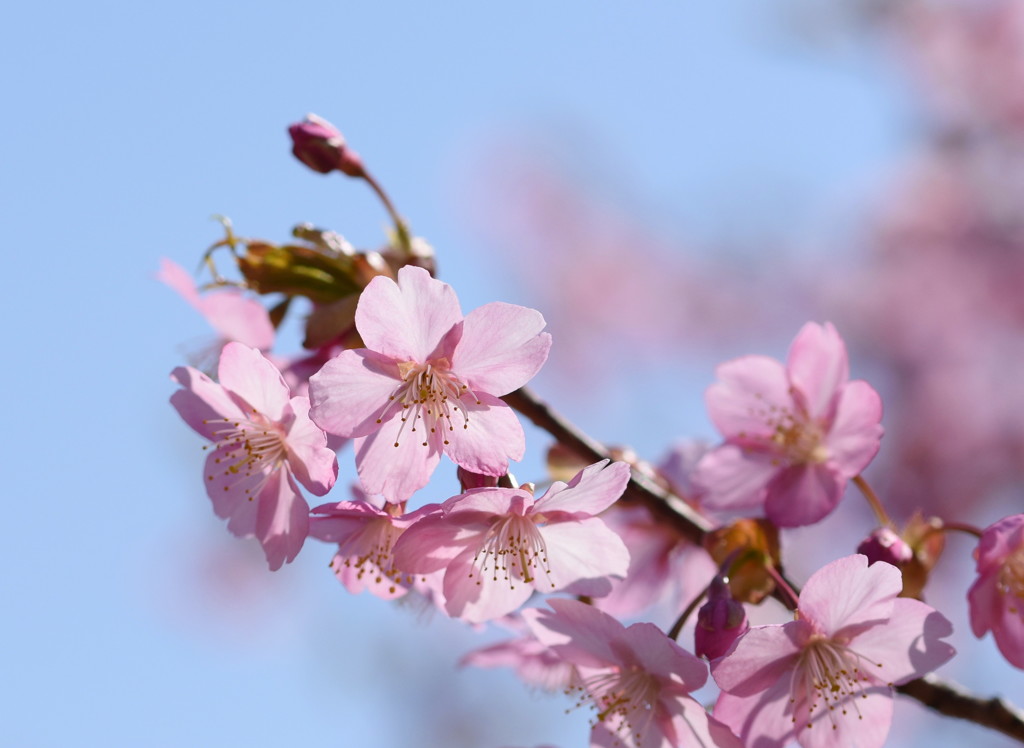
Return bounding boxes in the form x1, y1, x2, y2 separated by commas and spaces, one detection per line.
525, 598, 742, 748
694, 322, 883, 527
309, 265, 551, 502
968, 513, 1024, 669
171, 343, 338, 570
158, 257, 274, 353
393, 460, 631, 623
712, 555, 954, 748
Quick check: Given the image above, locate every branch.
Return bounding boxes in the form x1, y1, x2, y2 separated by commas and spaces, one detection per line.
504, 385, 1024, 745
898, 675, 1024, 742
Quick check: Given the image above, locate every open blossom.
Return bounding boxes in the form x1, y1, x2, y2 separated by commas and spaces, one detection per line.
711, 555, 955, 748
968, 513, 1024, 669
524, 599, 742, 748
308, 487, 439, 600
171, 343, 338, 570
694, 322, 883, 527
392, 460, 631, 623
158, 258, 275, 353
309, 265, 551, 502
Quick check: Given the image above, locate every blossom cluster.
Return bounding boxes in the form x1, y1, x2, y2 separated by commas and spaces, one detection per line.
160, 113, 1024, 748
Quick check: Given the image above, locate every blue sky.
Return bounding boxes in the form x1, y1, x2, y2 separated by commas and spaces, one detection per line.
6, 2, 1015, 747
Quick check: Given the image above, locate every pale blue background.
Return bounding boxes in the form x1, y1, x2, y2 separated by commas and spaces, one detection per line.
3, 1, 1018, 747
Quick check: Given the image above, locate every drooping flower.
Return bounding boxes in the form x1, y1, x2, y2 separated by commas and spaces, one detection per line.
309, 265, 551, 502
171, 342, 338, 570
711, 554, 955, 748
694, 322, 883, 527
157, 258, 275, 355
392, 460, 631, 623
524, 599, 743, 748
308, 486, 439, 600
968, 513, 1024, 669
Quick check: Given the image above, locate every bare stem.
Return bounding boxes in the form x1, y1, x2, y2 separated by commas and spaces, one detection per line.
853, 474, 892, 527
502, 384, 1024, 744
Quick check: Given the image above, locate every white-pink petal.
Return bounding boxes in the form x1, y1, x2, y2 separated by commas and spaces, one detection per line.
442, 394, 525, 476
308, 349, 401, 438
355, 266, 463, 362
535, 460, 630, 516
170, 366, 246, 439
217, 343, 290, 422
706, 355, 791, 438
255, 470, 310, 571
798, 555, 900, 636
540, 519, 630, 595
353, 423, 442, 502
283, 396, 338, 496
451, 302, 551, 395
786, 321, 849, 422
848, 598, 955, 684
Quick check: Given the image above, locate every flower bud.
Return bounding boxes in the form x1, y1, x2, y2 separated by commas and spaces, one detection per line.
695, 577, 749, 660
288, 114, 365, 177
857, 527, 914, 567
457, 466, 500, 492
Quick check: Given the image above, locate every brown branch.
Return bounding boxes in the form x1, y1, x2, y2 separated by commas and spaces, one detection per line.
898, 675, 1024, 742
504, 384, 1024, 745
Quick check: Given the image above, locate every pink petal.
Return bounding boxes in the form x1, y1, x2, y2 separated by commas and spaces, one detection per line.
713, 675, 798, 748
711, 622, 807, 696
442, 394, 525, 476
540, 519, 630, 595
217, 343, 290, 422
451, 302, 551, 395
392, 512, 482, 574
826, 380, 883, 477
255, 471, 310, 571
991, 596, 1024, 669
444, 487, 526, 516
442, 549, 534, 622
667, 697, 744, 748
535, 460, 630, 516
623, 621, 707, 688
706, 355, 791, 438
308, 349, 402, 438
353, 421, 443, 502
157, 258, 202, 307
797, 685, 893, 748
798, 555, 900, 636
848, 599, 955, 683
283, 396, 338, 496
786, 322, 849, 422
197, 292, 275, 351
170, 366, 246, 439
355, 266, 463, 362
967, 570, 999, 638
764, 463, 844, 528
693, 445, 774, 512
975, 515, 1024, 573
203, 443, 271, 529
525, 599, 623, 668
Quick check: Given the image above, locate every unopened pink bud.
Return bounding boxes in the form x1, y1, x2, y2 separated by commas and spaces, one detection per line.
456, 466, 500, 492
695, 577, 749, 660
857, 527, 913, 567
288, 114, 365, 177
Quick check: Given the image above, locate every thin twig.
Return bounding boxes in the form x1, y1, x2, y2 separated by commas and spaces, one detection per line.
503, 384, 1024, 745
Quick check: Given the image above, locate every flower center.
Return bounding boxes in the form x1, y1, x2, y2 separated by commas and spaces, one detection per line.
468, 514, 555, 590
998, 548, 1024, 607
203, 409, 288, 499
570, 665, 661, 746
377, 358, 480, 448
792, 635, 887, 731
332, 517, 411, 595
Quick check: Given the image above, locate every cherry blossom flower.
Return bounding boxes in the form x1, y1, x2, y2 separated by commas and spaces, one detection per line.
694, 322, 883, 527
524, 598, 743, 748
158, 258, 275, 354
309, 265, 551, 502
171, 342, 338, 570
711, 555, 955, 748
308, 487, 439, 600
392, 460, 631, 623
968, 513, 1024, 669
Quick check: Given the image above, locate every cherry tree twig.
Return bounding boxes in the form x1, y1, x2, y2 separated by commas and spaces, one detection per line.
503, 385, 1024, 744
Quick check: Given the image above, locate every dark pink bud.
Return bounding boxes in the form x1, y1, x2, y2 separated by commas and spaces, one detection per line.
288, 114, 365, 177
857, 527, 913, 567
456, 466, 500, 492
695, 577, 749, 660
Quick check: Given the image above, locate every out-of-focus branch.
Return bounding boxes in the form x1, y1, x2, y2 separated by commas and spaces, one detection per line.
504, 384, 1024, 745
898, 675, 1024, 743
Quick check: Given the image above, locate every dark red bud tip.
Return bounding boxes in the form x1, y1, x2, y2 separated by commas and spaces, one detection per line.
857, 527, 913, 567
695, 578, 749, 660
457, 466, 500, 492
288, 113, 365, 177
